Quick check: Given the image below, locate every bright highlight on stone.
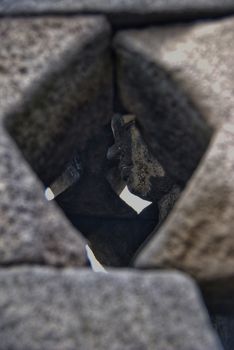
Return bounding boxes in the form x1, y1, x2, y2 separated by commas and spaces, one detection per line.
86, 245, 107, 273
45, 187, 55, 201
120, 186, 152, 214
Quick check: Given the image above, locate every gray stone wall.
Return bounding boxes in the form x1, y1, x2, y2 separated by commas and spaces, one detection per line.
0, 1, 234, 349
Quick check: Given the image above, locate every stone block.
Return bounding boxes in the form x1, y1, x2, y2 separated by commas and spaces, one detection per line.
114, 22, 215, 187
0, 16, 113, 266
136, 122, 234, 296
113, 18, 234, 294
3, 16, 112, 184
1, 0, 234, 26
0, 267, 222, 350
115, 17, 234, 129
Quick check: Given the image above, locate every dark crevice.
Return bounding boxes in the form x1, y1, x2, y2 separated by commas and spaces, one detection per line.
4, 19, 212, 269
0, 10, 234, 30
204, 296, 234, 350
111, 48, 127, 115
0, 260, 90, 268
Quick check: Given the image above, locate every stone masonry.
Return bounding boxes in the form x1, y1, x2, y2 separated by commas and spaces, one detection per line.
0, 1, 234, 349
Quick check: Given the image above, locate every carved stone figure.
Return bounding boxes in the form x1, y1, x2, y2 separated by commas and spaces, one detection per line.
107, 114, 180, 222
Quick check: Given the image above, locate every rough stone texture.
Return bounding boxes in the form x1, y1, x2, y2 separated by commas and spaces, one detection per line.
115, 17, 234, 129
3, 16, 112, 185
0, 16, 114, 266
136, 122, 234, 296
107, 113, 180, 223
0, 267, 222, 350
108, 114, 175, 202
0, 133, 87, 267
114, 25, 212, 188
1, 0, 234, 26
0, 15, 164, 269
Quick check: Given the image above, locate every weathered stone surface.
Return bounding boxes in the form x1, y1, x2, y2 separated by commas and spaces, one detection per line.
136, 122, 234, 296
0, 133, 87, 266
108, 114, 175, 202
115, 17, 234, 129
107, 113, 180, 223
0, 267, 222, 350
114, 24, 212, 187
3, 16, 112, 184
1, 0, 234, 26
0, 16, 113, 266
0, 16, 155, 268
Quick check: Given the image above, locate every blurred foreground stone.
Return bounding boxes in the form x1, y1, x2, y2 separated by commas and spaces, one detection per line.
136, 122, 234, 297
115, 17, 234, 129
1, 0, 234, 26
0, 16, 113, 266
0, 268, 222, 350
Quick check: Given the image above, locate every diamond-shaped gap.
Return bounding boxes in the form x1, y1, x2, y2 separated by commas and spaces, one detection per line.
3, 21, 213, 269
2, 17, 154, 268
53, 118, 158, 268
